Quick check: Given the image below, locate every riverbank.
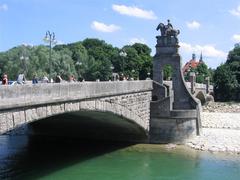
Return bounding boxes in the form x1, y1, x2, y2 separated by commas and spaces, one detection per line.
185, 102, 240, 154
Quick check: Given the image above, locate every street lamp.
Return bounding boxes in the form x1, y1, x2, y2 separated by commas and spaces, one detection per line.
76, 61, 83, 81
119, 51, 127, 76
43, 31, 57, 80
110, 65, 114, 81
20, 56, 29, 74
20, 44, 29, 75
131, 69, 135, 80
147, 72, 151, 80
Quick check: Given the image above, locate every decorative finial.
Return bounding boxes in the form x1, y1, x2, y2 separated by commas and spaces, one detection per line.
192, 53, 196, 60
200, 52, 203, 61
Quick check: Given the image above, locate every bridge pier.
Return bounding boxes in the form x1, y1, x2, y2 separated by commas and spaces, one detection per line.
150, 26, 201, 144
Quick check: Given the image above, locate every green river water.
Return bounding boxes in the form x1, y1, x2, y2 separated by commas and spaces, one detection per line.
0, 135, 240, 180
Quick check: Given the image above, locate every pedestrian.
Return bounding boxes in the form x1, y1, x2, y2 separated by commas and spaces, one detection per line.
17, 73, 25, 84
42, 76, 49, 83
32, 75, 38, 84
55, 75, 62, 83
69, 75, 75, 82
2, 74, 8, 85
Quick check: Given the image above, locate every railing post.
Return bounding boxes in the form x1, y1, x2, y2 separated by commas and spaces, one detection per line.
189, 72, 196, 94
205, 76, 210, 94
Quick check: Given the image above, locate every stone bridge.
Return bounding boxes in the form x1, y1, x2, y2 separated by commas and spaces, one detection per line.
0, 81, 152, 141
0, 22, 215, 144
164, 81, 214, 104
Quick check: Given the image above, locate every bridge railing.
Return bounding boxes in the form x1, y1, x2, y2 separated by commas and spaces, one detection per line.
0, 81, 152, 110
164, 80, 213, 94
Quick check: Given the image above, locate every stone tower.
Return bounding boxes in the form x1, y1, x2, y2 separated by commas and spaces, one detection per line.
150, 20, 201, 143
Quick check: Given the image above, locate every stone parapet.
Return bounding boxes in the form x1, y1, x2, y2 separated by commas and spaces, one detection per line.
0, 81, 152, 110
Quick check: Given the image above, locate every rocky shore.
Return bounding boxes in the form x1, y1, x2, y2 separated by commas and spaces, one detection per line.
186, 102, 240, 154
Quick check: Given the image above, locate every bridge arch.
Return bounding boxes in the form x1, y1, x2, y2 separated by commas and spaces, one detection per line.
195, 91, 206, 105
0, 82, 152, 137
7, 99, 147, 142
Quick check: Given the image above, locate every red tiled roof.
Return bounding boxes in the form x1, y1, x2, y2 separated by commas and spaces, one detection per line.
182, 59, 201, 73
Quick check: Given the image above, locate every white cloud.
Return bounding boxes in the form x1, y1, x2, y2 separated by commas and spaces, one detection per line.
232, 34, 240, 42
186, 21, 200, 30
0, 4, 8, 11
179, 42, 227, 59
230, 5, 240, 17
56, 40, 64, 45
129, 38, 146, 45
91, 21, 121, 33
112, 4, 157, 20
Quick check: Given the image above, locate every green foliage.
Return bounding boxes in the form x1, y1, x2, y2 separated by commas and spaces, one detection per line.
227, 45, 240, 64
208, 68, 215, 83
213, 45, 240, 101
195, 63, 209, 83
0, 38, 153, 82
213, 64, 239, 101
82, 38, 118, 80
122, 43, 152, 80
163, 65, 173, 80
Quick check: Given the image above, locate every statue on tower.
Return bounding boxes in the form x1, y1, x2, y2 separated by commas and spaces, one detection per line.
156, 20, 180, 37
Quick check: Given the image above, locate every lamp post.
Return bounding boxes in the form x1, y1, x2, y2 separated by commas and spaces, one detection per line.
43, 31, 57, 80
131, 69, 135, 80
76, 61, 83, 81
110, 65, 114, 81
20, 55, 29, 75
20, 44, 29, 75
147, 72, 151, 80
119, 51, 127, 77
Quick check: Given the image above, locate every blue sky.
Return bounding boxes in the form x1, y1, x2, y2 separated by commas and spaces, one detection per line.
1, 0, 240, 68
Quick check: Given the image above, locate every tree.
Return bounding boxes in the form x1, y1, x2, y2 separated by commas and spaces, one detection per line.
227, 45, 240, 64
132, 43, 152, 80
27, 45, 50, 79
195, 63, 209, 83
213, 64, 238, 101
0, 46, 31, 80
54, 42, 89, 80
52, 48, 77, 80
163, 64, 173, 80
82, 38, 119, 81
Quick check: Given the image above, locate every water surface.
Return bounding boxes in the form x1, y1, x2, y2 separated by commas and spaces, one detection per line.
0, 135, 240, 180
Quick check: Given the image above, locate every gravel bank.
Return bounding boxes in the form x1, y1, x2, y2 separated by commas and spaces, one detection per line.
186, 102, 240, 153
186, 128, 240, 153
203, 102, 240, 113
201, 113, 240, 129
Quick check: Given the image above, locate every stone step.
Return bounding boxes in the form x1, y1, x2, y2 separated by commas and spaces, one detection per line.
170, 109, 197, 118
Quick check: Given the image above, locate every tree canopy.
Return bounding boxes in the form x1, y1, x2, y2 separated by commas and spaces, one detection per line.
213, 45, 240, 101
0, 39, 153, 82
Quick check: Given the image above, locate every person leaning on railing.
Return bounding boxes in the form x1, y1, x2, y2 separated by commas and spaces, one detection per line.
2, 73, 8, 85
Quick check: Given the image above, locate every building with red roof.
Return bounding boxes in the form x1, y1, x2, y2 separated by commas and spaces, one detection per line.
182, 53, 204, 76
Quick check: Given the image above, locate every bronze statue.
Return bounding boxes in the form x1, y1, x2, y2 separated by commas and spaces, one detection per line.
156, 20, 180, 37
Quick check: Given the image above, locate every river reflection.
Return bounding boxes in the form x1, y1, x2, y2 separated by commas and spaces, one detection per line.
0, 135, 240, 180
